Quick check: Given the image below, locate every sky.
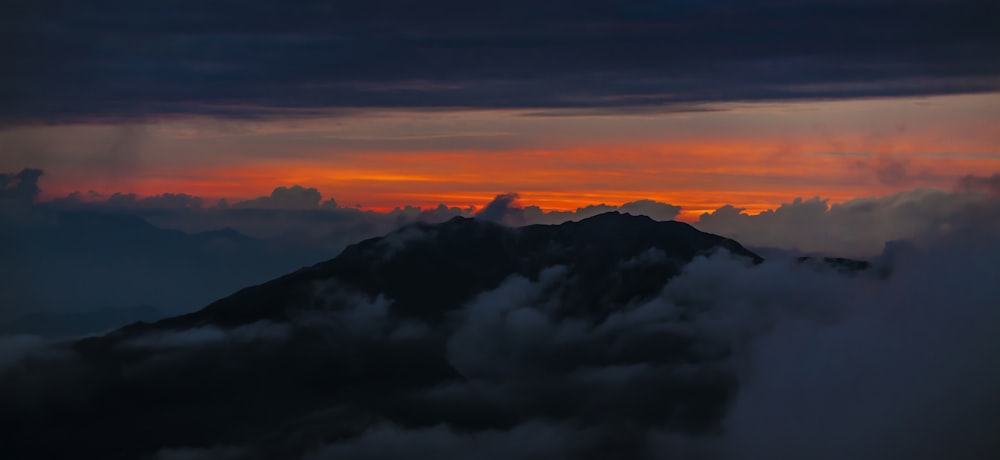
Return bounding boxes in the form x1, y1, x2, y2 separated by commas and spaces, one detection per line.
2, 0, 999, 218
3, 3, 1000, 458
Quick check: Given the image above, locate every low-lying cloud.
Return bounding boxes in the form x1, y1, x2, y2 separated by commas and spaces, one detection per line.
2, 224, 997, 459
22, 169, 1000, 258
4, 167, 1000, 327
717, 237, 1000, 459
695, 181, 1000, 257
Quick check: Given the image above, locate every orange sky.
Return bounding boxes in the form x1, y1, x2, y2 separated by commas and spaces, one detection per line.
4, 93, 999, 220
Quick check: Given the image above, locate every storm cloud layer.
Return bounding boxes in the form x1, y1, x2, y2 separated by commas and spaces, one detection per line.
3, 0, 999, 123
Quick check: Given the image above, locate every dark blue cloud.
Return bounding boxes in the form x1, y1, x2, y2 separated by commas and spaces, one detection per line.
2, 0, 998, 123
0, 168, 42, 203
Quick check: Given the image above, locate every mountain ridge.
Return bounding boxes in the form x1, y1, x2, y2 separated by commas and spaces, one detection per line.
101, 212, 763, 338
4, 211, 869, 460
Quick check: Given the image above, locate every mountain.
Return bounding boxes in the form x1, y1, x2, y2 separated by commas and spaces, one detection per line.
0, 209, 332, 321
130, 212, 763, 331
2, 213, 832, 460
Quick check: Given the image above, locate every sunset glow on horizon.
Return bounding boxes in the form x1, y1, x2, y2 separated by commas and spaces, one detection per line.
5, 2, 1000, 456
11, 93, 999, 220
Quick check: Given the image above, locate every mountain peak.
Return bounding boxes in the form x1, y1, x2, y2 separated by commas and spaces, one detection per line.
116, 213, 759, 333
9, 211, 822, 460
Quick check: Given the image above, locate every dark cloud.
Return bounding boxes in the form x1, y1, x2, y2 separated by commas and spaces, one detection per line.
51, 191, 206, 211
957, 172, 1000, 196
108, 192, 204, 210
2, 0, 998, 123
476, 192, 682, 227
474, 192, 524, 225
231, 185, 329, 210
0, 168, 42, 204
123, 320, 290, 350
301, 422, 582, 460
94, 188, 681, 242
619, 199, 683, 221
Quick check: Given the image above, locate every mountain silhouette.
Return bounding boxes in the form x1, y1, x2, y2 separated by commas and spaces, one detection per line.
124, 212, 762, 332
1, 209, 332, 320
0, 212, 860, 460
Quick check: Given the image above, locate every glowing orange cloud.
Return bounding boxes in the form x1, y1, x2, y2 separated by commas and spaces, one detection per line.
49, 141, 998, 222
17, 93, 1000, 220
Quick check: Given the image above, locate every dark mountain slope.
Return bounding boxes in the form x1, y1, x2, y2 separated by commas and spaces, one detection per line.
133, 212, 761, 331
2, 212, 769, 460
1, 209, 330, 320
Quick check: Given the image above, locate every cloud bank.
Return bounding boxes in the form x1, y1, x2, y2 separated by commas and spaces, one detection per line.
695, 185, 1000, 257
3, 0, 998, 123
1, 212, 998, 459
4, 167, 1000, 330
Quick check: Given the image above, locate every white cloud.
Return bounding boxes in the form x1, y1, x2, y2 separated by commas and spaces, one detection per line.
696, 186, 1000, 256
125, 321, 290, 349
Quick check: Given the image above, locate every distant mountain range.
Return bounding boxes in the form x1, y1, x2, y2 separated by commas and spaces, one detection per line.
0, 305, 164, 338
0, 212, 869, 460
126, 212, 764, 331
1, 209, 334, 321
